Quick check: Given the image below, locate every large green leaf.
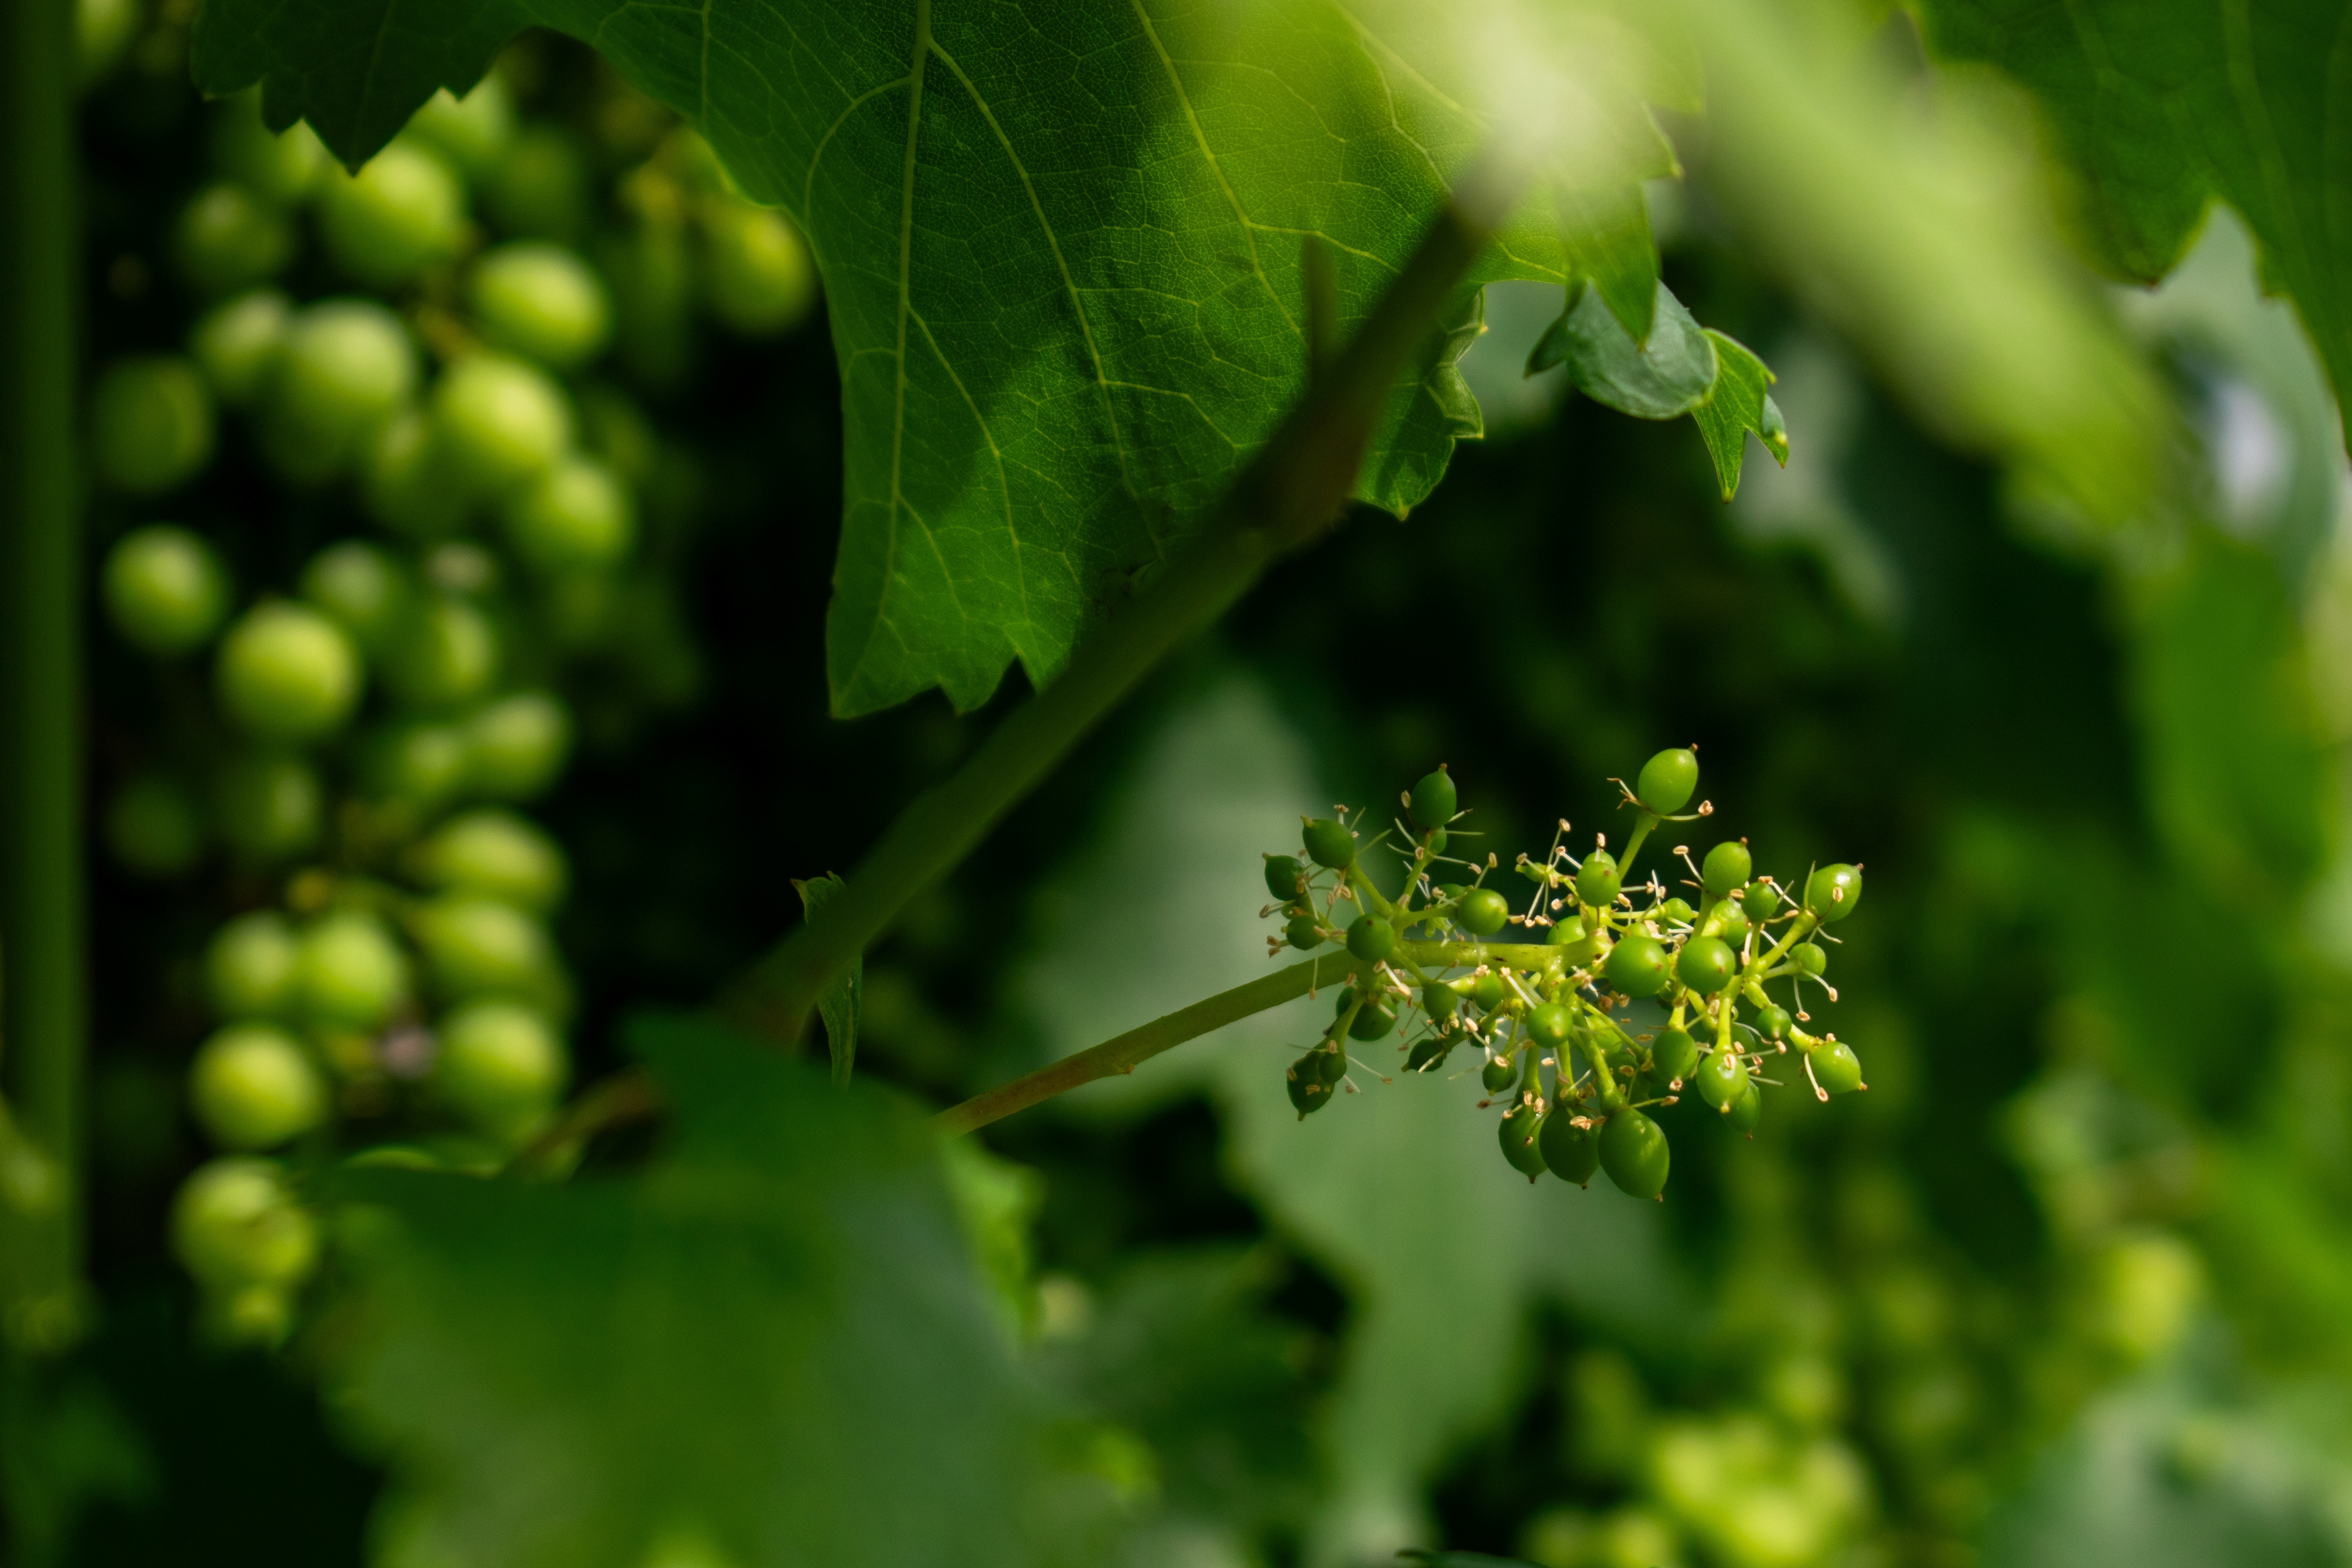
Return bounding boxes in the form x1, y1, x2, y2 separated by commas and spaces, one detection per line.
193, 0, 1650, 716
1918, 0, 2352, 454
331, 1015, 1103, 1568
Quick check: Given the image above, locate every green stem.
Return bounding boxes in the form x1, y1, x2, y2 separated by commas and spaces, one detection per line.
936, 952, 1355, 1136
717, 172, 1520, 1048
0, 0, 84, 1351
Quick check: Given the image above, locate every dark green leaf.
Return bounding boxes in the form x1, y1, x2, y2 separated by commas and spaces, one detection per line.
1918, 0, 2352, 455
1554, 180, 1660, 346
1690, 329, 1787, 501
331, 1013, 1103, 1568
792, 873, 858, 1085
1530, 280, 1717, 420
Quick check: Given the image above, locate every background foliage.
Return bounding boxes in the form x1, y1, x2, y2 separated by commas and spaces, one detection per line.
12, 3, 2352, 1568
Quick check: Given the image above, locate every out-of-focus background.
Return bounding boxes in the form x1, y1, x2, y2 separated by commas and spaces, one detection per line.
18, 6, 2352, 1568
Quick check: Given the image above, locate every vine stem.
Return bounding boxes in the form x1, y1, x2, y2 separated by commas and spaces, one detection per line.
938, 937, 1563, 1136
716, 165, 1523, 1047
0, 0, 85, 1349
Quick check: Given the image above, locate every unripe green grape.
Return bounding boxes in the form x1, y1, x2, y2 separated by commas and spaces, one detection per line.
1404, 1035, 1457, 1074
1301, 818, 1353, 870
299, 540, 412, 657
213, 751, 323, 863
434, 1000, 566, 1140
77, 0, 137, 83
173, 182, 294, 297
1576, 850, 1620, 908
1409, 766, 1456, 832
1813, 1039, 1864, 1095
1527, 1002, 1572, 1047
210, 92, 327, 203
482, 124, 591, 240
1347, 995, 1397, 1041
1422, 982, 1459, 1022
1636, 748, 1698, 815
215, 602, 363, 741
295, 911, 410, 1032
1792, 941, 1828, 976
1604, 933, 1669, 998
1650, 1027, 1699, 1084
261, 300, 418, 481
189, 287, 291, 405
412, 895, 556, 1001
1755, 1002, 1792, 1041
1499, 1102, 1548, 1181
1742, 879, 1782, 921
103, 525, 230, 655
1658, 896, 1695, 924
1285, 914, 1323, 950
205, 911, 300, 1018
1423, 827, 1448, 856
470, 241, 611, 370
317, 139, 466, 289
1711, 900, 1751, 947
431, 352, 573, 497
1481, 1052, 1517, 1093
1702, 840, 1752, 897
1548, 915, 1594, 951
1805, 864, 1864, 923
1264, 854, 1304, 902
383, 595, 499, 711
89, 356, 214, 495
1726, 1087, 1762, 1136
1600, 1109, 1670, 1199
408, 808, 568, 911
1539, 1112, 1600, 1185
699, 200, 816, 335
464, 691, 573, 800
189, 1023, 326, 1150
361, 409, 471, 537
1696, 1047, 1749, 1112
502, 455, 635, 572
171, 1158, 317, 1291
356, 719, 471, 811
1676, 935, 1738, 996
1470, 974, 1507, 1012
1346, 916, 1395, 962
1311, 1047, 1347, 1086
1287, 1054, 1333, 1118
106, 773, 207, 878
406, 79, 514, 177
1455, 887, 1509, 936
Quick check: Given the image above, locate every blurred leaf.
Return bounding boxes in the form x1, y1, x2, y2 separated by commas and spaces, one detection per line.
2132, 531, 2333, 908
333, 1014, 1104, 1568
792, 873, 859, 1085
1039, 1248, 1320, 1535
1919, 0, 2352, 454
944, 1137, 1045, 1337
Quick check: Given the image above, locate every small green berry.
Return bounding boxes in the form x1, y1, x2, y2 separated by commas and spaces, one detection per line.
1526, 1002, 1572, 1047
1286, 914, 1324, 950
1455, 887, 1509, 936
1726, 1087, 1762, 1135
1702, 840, 1752, 896
1346, 916, 1396, 963
1742, 880, 1782, 920
1805, 864, 1863, 923
1422, 983, 1460, 1022
1264, 854, 1305, 902
1481, 1052, 1518, 1093
1539, 1112, 1600, 1185
1604, 934, 1669, 998
1347, 995, 1397, 1041
1600, 1109, 1670, 1199
1636, 748, 1699, 815
1813, 1039, 1864, 1095
1301, 818, 1354, 870
1677, 935, 1738, 995
1499, 1102, 1548, 1181
1470, 974, 1507, 1012
1649, 1027, 1699, 1084
1793, 941, 1828, 976
1409, 767, 1456, 832
1755, 1003, 1792, 1041
1696, 1047, 1749, 1112
1576, 850, 1621, 907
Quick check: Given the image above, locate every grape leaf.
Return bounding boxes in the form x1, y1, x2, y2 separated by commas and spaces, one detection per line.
331, 1013, 1101, 1568
1917, 0, 2352, 456
185, 0, 1734, 716
1690, 329, 1788, 502
1528, 279, 1718, 420
791, 872, 859, 1084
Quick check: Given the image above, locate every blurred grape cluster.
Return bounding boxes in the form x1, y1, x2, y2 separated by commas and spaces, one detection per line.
82, 45, 817, 1341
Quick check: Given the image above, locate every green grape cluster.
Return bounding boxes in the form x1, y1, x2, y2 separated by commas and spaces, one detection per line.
1264, 751, 1866, 1201
87, 68, 817, 1342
